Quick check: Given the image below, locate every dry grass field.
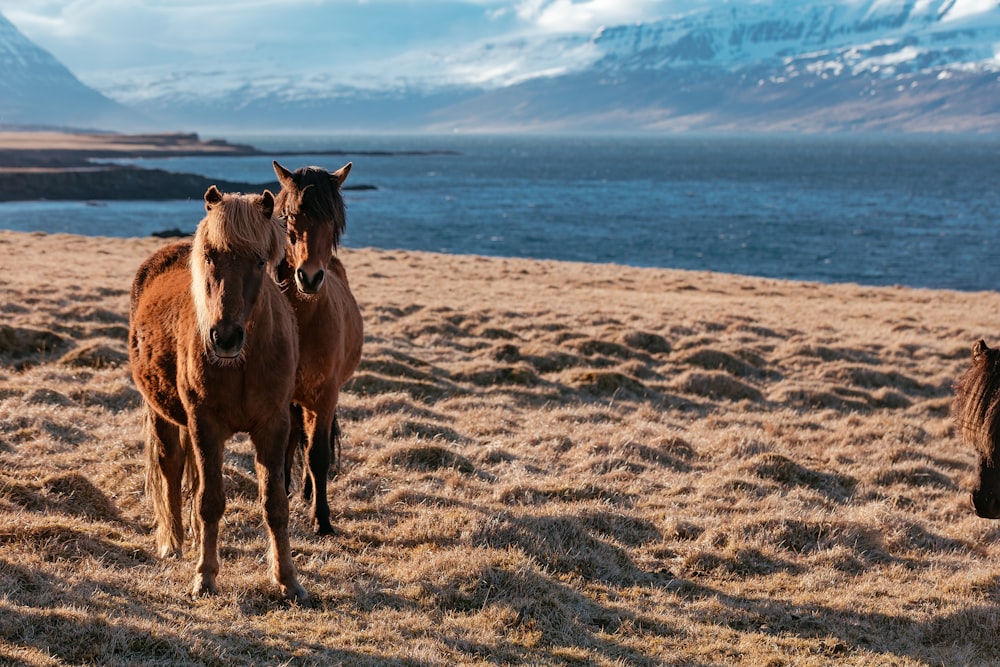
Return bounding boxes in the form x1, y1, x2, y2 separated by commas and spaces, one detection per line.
1, 228, 1000, 665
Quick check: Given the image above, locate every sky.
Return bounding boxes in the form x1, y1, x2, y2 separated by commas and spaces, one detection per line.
0, 0, 686, 78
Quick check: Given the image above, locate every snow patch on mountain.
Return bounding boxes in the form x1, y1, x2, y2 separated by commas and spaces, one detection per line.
86, 0, 1000, 110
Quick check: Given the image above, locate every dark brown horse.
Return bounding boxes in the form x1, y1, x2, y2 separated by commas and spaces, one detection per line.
954, 339, 1000, 519
129, 186, 307, 600
273, 160, 363, 535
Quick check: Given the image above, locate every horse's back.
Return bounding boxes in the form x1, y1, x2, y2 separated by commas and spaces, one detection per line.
328, 254, 350, 286
131, 241, 191, 317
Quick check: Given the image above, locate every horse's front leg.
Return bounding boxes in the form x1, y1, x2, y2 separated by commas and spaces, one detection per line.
302, 405, 336, 535
253, 414, 308, 602
188, 419, 226, 597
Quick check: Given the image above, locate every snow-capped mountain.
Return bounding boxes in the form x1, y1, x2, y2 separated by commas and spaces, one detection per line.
4, 1, 1000, 133
592, 0, 1000, 72
438, 0, 1000, 132
0, 12, 140, 130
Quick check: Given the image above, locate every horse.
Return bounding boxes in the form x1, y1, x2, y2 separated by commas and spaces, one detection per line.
953, 339, 1000, 519
272, 160, 364, 535
128, 186, 307, 601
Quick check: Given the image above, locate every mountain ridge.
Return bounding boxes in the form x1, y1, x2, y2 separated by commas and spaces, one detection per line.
2, 2, 999, 133
0, 13, 142, 131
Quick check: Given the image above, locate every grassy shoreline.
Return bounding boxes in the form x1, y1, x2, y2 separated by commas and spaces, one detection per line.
1, 229, 999, 665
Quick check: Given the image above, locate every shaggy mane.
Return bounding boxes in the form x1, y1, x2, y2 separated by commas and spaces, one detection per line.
275, 167, 347, 249
197, 191, 283, 264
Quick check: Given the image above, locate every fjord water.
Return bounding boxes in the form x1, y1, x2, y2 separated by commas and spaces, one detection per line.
1, 134, 997, 291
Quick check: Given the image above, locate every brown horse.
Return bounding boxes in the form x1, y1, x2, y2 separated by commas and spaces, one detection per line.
953, 339, 1000, 519
128, 186, 307, 601
273, 160, 363, 535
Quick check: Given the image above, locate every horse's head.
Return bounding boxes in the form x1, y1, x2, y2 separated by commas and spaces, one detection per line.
954, 339, 1000, 518
190, 186, 284, 363
273, 160, 351, 295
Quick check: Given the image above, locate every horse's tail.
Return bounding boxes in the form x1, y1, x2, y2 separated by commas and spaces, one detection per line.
143, 404, 186, 558
179, 426, 202, 550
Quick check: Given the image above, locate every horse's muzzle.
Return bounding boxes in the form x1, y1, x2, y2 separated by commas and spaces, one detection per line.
210, 324, 245, 359
295, 267, 325, 294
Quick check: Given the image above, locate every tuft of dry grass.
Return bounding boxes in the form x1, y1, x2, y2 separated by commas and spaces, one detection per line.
1, 229, 1000, 665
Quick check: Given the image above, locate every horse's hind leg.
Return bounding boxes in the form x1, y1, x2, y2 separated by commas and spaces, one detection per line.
253, 413, 307, 601
285, 403, 305, 496
302, 405, 335, 535
297, 411, 339, 504
144, 407, 185, 558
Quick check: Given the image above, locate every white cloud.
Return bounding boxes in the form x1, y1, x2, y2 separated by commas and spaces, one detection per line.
510, 0, 710, 33
513, 0, 659, 31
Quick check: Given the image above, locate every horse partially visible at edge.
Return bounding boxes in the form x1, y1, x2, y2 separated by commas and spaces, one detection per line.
953, 339, 1000, 519
273, 160, 363, 535
128, 186, 307, 601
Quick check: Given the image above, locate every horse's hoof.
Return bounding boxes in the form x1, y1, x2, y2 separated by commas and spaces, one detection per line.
191, 575, 218, 597
281, 583, 309, 603
158, 545, 182, 559
314, 521, 335, 536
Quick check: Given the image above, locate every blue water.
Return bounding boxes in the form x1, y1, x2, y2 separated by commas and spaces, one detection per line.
1, 134, 998, 291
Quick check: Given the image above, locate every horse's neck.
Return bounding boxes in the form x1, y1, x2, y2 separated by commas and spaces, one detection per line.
289, 284, 331, 322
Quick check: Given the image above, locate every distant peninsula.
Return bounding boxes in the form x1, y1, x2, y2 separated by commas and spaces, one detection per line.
0, 131, 414, 202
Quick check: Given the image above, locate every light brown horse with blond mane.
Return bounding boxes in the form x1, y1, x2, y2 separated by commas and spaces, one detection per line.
128, 186, 307, 601
273, 160, 363, 535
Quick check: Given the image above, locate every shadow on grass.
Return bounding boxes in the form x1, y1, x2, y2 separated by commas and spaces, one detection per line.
0, 558, 435, 666
662, 576, 1000, 663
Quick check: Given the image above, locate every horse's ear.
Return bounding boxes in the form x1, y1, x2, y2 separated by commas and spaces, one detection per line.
974, 339, 991, 359
204, 185, 223, 209
259, 190, 275, 219
331, 162, 352, 187
273, 161, 295, 189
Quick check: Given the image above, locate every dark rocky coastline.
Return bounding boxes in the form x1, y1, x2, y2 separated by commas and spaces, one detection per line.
0, 166, 276, 202
0, 166, 374, 202
0, 131, 380, 203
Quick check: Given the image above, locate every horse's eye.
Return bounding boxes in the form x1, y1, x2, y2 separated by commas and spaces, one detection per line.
257, 258, 266, 268
204, 255, 213, 266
